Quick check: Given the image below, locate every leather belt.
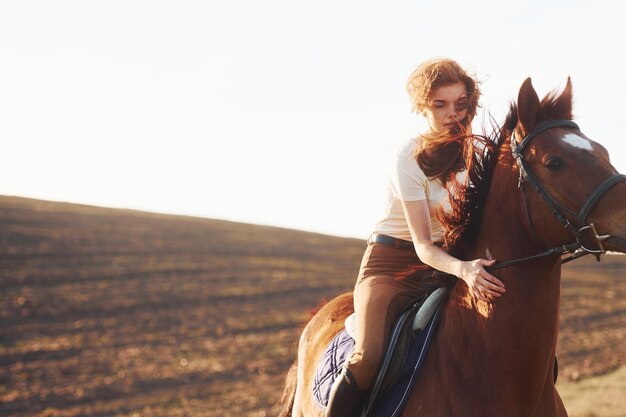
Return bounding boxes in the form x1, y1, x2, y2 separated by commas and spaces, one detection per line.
369, 233, 414, 249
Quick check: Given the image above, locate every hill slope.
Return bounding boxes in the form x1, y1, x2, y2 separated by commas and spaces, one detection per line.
1, 196, 624, 416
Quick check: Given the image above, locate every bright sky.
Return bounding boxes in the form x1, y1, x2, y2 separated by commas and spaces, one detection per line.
1, 0, 624, 239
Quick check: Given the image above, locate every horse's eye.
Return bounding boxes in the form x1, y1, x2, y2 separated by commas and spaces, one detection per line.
545, 157, 566, 172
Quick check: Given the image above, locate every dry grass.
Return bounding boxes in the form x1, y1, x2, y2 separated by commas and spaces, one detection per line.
557, 366, 626, 417
1, 196, 625, 416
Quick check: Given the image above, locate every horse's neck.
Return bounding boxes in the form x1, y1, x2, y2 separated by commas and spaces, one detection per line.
441, 149, 562, 388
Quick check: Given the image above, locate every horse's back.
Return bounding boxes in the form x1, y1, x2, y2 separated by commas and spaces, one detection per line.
292, 292, 354, 417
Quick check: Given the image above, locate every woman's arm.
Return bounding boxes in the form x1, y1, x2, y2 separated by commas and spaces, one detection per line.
401, 199, 506, 302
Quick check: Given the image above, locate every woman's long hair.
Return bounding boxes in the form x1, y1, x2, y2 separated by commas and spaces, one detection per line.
407, 58, 482, 182
415, 132, 466, 183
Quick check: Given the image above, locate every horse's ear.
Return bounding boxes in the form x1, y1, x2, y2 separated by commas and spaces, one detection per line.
517, 77, 540, 137
553, 77, 573, 120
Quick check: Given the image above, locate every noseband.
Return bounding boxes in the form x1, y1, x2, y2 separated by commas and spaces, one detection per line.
511, 120, 626, 261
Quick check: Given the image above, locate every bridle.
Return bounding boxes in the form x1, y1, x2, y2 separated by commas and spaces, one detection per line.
505, 119, 626, 267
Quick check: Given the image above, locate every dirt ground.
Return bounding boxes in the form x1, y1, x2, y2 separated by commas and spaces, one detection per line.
1, 196, 625, 416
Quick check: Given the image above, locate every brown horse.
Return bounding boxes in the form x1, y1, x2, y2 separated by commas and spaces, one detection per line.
277, 78, 626, 417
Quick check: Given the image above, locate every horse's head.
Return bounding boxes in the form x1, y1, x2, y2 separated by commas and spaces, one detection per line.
512, 78, 626, 254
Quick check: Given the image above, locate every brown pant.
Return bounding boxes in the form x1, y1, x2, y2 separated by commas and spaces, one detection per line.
345, 242, 430, 391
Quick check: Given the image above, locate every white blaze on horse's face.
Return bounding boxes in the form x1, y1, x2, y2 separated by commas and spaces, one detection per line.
561, 133, 594, 151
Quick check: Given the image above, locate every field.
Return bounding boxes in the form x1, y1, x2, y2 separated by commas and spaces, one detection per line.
1, 196, 625, 416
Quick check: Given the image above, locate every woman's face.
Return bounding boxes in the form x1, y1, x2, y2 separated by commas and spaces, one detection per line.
423, 82, 469, 133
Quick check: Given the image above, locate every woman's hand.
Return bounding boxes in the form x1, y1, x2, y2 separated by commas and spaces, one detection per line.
458, 259, 506, 303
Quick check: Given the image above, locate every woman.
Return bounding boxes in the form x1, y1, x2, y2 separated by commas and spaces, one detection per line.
325, 58, 507, 417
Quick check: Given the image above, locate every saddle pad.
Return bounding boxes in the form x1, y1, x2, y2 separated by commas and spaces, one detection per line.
312, 329, 355, 408
311, 303, 443, 416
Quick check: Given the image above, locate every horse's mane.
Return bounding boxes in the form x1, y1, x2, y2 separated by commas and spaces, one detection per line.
439, 108, 516, 259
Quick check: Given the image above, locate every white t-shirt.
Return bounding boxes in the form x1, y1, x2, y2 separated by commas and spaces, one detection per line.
372, 138, 465, 242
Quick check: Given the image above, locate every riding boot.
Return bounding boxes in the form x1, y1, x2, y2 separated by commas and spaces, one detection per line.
325, 367, 368, 417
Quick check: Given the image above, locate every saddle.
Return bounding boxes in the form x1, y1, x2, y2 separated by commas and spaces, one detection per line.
312, 287, 449, 417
